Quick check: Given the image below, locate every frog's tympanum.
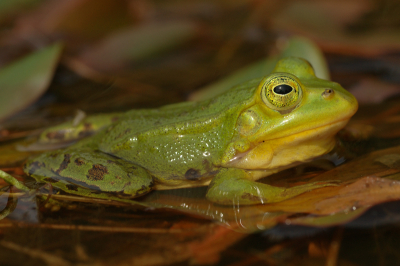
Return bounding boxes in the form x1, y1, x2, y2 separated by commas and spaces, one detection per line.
24, 57, 358, 205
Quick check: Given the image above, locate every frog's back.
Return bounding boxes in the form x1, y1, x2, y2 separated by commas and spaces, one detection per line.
97, 79, 260, 184
124, 78, 260, 134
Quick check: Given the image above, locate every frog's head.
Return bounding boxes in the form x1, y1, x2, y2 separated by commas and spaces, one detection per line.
226, 57, 358, 172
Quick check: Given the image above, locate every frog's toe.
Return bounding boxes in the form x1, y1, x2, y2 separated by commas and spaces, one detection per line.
116, 183, 153, 199
116, 179, 154, 199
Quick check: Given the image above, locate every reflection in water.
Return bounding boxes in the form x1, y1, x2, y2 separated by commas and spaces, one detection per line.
0, 192, 18, 220
141, 186, 302, 232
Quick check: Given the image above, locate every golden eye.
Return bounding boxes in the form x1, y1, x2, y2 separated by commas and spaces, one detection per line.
261, 74, 302, 111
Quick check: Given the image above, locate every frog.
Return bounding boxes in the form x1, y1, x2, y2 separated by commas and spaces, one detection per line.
24, 57, 358, 205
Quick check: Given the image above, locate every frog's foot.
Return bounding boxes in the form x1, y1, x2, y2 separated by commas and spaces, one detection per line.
24, 148, 154, 199
206, 168, 338, 205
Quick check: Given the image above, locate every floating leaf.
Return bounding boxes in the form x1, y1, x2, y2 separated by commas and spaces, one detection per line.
0, 43, 62, 123
314, 177, 400, 214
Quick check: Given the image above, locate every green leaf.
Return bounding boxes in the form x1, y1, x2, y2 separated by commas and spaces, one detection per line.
0, 43, 63, 123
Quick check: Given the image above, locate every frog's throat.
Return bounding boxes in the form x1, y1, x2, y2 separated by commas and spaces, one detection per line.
224, 119, 348, 171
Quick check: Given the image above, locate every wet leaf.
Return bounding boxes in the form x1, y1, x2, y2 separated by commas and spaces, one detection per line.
313, 177, 400, 214
0, 43, 62, 123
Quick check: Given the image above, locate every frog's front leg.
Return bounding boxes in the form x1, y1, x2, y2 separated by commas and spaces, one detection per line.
206, 168, 335, 205
24, 148, 154, 198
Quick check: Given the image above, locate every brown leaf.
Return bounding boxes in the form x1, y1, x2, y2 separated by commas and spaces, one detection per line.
314, 176, 400, 214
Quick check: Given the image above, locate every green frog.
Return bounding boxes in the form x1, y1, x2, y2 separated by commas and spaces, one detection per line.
24, 57, 358, 205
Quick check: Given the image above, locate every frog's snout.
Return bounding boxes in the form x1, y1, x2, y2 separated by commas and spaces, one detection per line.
333, 87, 359, 120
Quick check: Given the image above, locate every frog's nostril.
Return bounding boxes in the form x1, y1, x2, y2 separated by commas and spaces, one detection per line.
322, 88, 334, 99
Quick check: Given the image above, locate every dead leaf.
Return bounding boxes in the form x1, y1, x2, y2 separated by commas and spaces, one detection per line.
314, 177, 400, 214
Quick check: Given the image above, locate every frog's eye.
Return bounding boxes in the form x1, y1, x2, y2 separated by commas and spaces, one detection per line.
261, 74, 302, 111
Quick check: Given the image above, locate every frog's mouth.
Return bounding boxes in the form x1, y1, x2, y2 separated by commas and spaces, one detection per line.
226, 119, 349, 171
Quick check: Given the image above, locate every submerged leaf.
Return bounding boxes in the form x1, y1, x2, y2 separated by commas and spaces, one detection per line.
0, 43, 63, 123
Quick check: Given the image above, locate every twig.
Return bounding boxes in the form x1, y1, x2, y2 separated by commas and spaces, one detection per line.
0, 222, 184, 233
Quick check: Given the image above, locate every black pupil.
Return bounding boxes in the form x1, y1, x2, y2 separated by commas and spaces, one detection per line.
273, 84, 293, 95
